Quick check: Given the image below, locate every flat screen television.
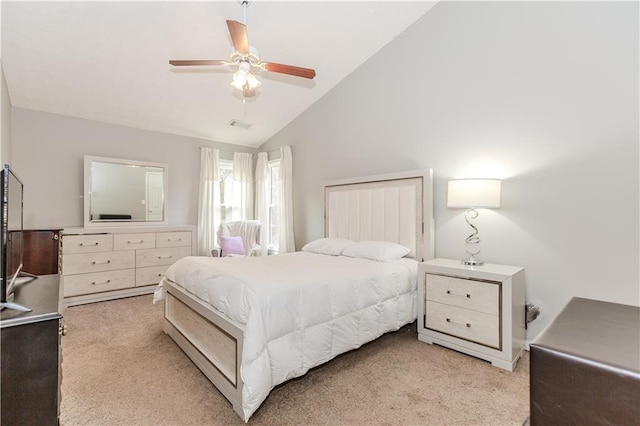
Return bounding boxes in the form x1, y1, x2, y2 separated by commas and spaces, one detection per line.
0, 164, 34, 312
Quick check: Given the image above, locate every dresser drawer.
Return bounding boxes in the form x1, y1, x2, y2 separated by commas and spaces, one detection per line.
62, 250, 135, 275
113, 233, 156, 251
136, 246, 191, 268
62, 234, 113, 254
63, 269, 135, 297
426, 274, 500, 316
156, 231, 191, 248
136, 265, 168, 286
426, 301, 500, 349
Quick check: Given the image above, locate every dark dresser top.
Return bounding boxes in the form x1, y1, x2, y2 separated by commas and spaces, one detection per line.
532, 297, 640, 374
1, 274, 61, 328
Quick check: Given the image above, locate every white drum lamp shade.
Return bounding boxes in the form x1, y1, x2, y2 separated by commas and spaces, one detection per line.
447, 179, 501, 209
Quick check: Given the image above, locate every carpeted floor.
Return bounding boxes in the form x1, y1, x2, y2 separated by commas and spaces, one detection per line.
60, 295, 530, 425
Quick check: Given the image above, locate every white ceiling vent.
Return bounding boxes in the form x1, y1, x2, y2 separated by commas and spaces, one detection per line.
228, 119, 252, 130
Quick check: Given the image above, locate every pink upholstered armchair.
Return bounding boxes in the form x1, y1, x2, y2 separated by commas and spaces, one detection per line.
211, 220, 262, 257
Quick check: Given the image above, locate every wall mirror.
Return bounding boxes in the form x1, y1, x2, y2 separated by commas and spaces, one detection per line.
84, 156, 168, 227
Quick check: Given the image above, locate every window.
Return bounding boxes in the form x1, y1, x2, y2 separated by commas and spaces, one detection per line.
267, 160, 281, 251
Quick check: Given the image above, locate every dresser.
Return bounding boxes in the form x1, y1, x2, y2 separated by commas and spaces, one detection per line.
60, 226, 194, 307
1, 275, 62, 425
417, 258, 526, 371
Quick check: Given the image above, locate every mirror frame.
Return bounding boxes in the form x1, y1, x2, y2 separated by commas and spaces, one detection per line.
84, 155, 169, 227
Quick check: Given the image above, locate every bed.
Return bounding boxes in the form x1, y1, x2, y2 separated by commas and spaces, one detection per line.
154, 169, 434, 421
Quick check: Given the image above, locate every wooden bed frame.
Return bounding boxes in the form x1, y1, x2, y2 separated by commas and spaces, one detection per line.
161, 169, 434, 420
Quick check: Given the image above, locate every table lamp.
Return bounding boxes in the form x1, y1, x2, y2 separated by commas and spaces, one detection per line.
447, 179, 501, 266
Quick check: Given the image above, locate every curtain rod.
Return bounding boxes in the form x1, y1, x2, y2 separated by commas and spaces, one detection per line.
198, 147, 289, 156
198, 147, 254, 156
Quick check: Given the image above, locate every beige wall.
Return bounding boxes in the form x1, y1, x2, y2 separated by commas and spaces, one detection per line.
260, 1, 640, 341
11, 108, 255, 228
1, 64, 11, 165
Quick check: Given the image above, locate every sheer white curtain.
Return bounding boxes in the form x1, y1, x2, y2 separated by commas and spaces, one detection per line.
233, 152, 254, 220
279, 145, 295, 253
197, 147, 220, 256
254, 152, 269, 256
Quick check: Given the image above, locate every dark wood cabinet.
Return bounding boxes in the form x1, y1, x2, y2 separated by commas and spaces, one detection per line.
530, 297, 640, 424
1, 275, 62, 425
23, 229, 61, 275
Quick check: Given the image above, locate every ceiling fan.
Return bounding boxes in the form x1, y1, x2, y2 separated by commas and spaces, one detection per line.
169, 1, 316, 99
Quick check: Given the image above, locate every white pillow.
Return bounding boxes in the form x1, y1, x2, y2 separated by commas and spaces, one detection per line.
342, 240, 411, 261
301, 238, 355, 256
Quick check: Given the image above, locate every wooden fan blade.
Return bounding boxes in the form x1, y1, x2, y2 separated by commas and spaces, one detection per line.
226, 20, 249, 56
262, 62, 316, 79
243, 85, 256, 98
169, 60, 226, 66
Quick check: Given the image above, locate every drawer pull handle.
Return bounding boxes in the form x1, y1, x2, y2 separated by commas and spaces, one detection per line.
446, 318, 472, 328
91, 279, 111, 285
80, 242, 99, 247
92, 260, 111, 265
157, 255, 173, 259
446, 290, 471, 298
167, 238, 182, 242
128, 240, 145, 244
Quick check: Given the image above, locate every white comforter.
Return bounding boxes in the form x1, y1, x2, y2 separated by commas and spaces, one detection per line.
154, 251, 418, 421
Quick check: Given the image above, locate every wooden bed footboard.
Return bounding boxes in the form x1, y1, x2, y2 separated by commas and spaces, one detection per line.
162, 279, 246, 420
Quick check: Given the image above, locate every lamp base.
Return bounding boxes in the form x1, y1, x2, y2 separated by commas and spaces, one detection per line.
461, 258, 484, 266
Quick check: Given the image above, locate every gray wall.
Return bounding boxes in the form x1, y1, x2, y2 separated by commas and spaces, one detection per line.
260, 1, 639, 341
1, 65, 10, 165
11, 108, 255, 228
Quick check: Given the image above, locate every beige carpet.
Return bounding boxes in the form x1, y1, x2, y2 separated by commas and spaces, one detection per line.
60, 295, 530, 425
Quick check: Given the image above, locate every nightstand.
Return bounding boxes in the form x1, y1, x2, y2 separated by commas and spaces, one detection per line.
417, 258, 526, 371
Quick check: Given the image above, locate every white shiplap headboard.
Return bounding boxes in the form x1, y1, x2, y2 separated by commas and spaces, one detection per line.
323, 169, 434, 262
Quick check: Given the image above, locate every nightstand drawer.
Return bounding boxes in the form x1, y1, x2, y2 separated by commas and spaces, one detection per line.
426, 301, 500, 349
426, 274, 499, 315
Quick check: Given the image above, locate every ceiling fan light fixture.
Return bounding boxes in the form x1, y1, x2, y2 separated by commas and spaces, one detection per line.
232, 69, 260, 91
231, 69, 248, 89
246, 72, 261, 89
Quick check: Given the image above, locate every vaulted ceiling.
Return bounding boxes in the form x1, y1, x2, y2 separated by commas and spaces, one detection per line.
2, 1, 437, 147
